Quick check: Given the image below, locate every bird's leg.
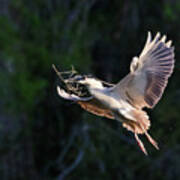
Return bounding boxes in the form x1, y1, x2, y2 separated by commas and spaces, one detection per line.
121, 119, 148, 155
128, 121, 148, 155
144, 131, 159, 150
134, 133, 148, 155
137, 122, 159, 150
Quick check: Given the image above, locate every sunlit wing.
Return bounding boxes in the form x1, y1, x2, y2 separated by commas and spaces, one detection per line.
114, 32, 175, 109
57, 86, 114, 119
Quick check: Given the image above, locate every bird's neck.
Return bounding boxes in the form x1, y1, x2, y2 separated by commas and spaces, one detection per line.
88, 83, 106, 98
86, 78, 104, 90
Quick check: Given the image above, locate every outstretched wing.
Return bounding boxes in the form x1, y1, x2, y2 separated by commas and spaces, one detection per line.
114, 32, 175, 109
57, 86, 114, 119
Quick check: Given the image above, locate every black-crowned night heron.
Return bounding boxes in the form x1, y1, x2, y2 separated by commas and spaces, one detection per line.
56, 32, 175, 155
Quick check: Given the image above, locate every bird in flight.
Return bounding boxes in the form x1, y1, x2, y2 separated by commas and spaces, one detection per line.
55, 32, 175, 155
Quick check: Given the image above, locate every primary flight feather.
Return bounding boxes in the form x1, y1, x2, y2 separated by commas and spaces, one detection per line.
55, 32, 175, 155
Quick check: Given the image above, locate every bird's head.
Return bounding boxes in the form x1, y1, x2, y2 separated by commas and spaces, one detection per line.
67, 75, 104, 89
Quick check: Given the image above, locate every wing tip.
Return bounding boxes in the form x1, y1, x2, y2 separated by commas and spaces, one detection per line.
141, 31, 174, 58
147, 31, 152, 41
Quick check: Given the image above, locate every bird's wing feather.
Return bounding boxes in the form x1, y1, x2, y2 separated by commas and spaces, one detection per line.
78, 99, 114, 119
113, 32, 175, 109
57, 86, 114, 119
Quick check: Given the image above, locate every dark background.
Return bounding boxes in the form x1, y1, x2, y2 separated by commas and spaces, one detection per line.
0, 0, 180, 179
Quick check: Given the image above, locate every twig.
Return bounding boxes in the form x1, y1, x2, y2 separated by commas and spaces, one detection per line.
52, 64, 65, 82
52, 64, 78, 93
52, 64, 78, 80
52, 64, 89, 97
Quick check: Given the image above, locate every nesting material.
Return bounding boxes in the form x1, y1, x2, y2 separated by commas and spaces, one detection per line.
52, 64, 91, 98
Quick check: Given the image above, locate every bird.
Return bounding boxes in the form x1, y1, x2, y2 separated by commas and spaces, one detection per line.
56, 32, 175, 155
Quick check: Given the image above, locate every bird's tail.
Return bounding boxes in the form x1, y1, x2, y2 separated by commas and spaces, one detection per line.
122, 110, 150, 134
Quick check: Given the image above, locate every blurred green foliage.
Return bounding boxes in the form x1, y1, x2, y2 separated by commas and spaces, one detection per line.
0, 0, 180, 179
